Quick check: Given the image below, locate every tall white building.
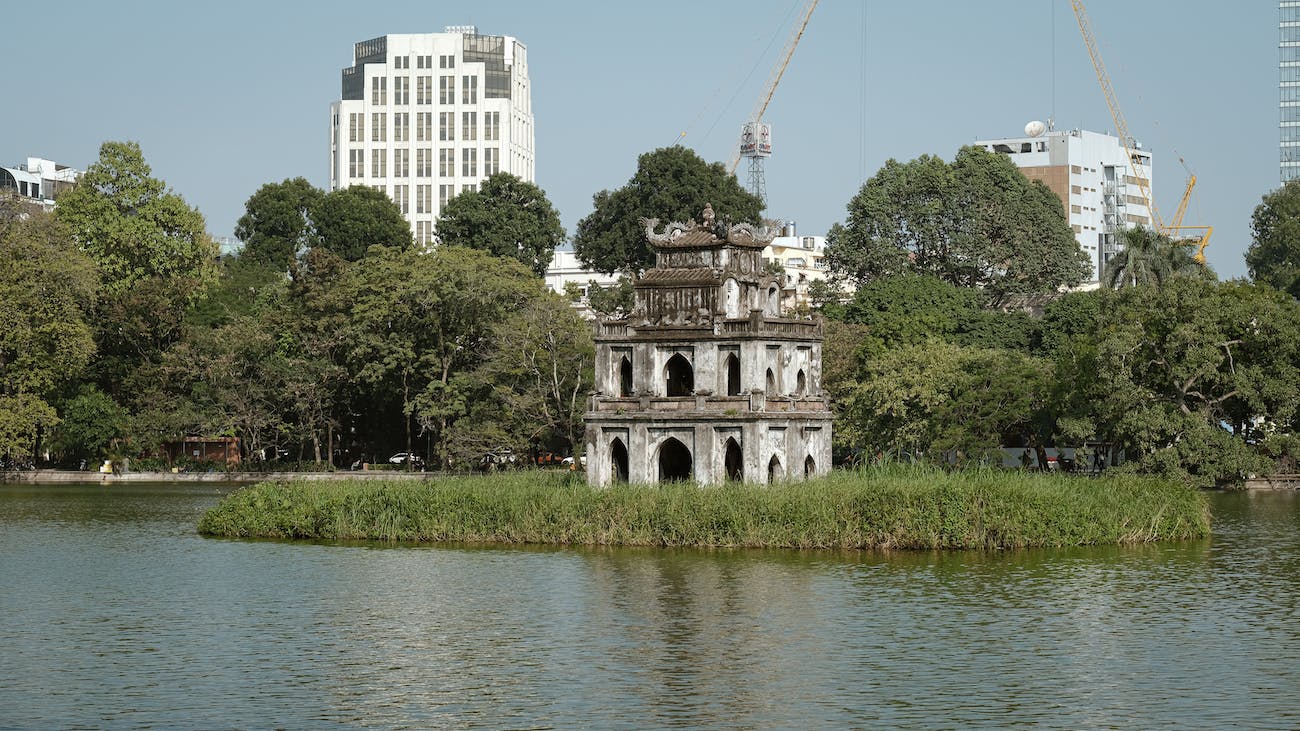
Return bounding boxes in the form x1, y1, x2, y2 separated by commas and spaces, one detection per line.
1283, 1, 1300, 182
975, 127, 1153, 284
329, 27, 534, 246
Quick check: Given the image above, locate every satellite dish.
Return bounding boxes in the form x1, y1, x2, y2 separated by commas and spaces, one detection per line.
1025, 120, 1047, 138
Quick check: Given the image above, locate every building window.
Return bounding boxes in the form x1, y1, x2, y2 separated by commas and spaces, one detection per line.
462, 148, 477, 177
371, 112, 386, 142
439, 148, 453, 177
416, 184, 430, 213
394, 148, 409, 177
416, 76, 432, 105
418, 55, 432, 69
439, 112, 454, 141
417, 112, 431, 141
462, 111, 477, 141
665, 354, 694, 397
393, 112, 409, 142
439, 54, 455, 69
440, 75, 455, 104
371, 149, 387, 178
461, 183, 476, 194
415, 220, 430, 244
393, 76, 409, 105
349, 148, 364, 177
461, 76, 478, 104
439, 184, 453, 208
416, 148, 432, 177
484, 111, 500, 141
394, 184, 409, 214
393, 56, 409, 69
349, 112, 363, 142
484, 148, 499, 176
371, 76, 387, 105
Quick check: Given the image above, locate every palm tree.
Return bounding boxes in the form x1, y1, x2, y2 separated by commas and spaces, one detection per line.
1103, 227, 1202, 289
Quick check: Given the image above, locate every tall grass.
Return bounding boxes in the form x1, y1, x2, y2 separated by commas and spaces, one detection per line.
196, 465, 1210, 549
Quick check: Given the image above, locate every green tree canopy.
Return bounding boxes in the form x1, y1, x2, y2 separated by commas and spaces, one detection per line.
55, 141, 217, 294
573, 146, 764, 273
1103, 226, 1205, 290
234, 177, 323, 271
1247, 179, 1300, 299
826, 145, 1090, 297
436, 173, 565, 275
313, 185, 412, 261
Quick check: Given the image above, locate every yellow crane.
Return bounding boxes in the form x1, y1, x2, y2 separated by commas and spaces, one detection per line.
727, 0, 819, 199
1070, 0, 1210, 262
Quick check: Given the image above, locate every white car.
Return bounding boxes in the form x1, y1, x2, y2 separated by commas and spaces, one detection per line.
389, 453, 424, 467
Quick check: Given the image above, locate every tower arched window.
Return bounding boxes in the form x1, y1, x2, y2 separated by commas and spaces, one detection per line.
619, 356, 633, 397
725, 354, 741, 396
665, 354, 694, 397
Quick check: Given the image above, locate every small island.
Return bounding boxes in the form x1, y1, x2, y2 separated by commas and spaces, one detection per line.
197, 467, 1210, 549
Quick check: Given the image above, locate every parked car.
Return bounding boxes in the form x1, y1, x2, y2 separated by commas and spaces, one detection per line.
389, 452, 424, 468
561, 455, 584, 469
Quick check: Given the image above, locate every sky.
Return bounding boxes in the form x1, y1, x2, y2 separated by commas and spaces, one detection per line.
2, 1, 1277, 278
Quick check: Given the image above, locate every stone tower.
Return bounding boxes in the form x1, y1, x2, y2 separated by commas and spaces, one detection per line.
584, 206, 833, 485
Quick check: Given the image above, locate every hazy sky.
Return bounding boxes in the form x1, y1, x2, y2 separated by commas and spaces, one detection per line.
2, 1, 1276, 278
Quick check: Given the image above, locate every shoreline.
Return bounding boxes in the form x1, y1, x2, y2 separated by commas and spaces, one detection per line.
0, 469, 455, 485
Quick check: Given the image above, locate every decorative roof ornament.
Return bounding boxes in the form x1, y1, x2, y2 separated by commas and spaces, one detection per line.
640, 205, 775, 248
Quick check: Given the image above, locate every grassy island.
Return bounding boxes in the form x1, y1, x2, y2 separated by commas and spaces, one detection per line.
197, 466, 1210, 549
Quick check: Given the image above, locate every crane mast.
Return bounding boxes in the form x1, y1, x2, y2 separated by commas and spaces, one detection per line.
1071, 0, 1210, 261
727, 0, 819, 204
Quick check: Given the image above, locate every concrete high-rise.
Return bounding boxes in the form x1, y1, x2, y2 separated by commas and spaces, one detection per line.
329, 27, 534, 246
976, 126, 1153, 284
1283, 2, 1300, 182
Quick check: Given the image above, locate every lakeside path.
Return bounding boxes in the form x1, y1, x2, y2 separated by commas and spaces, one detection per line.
0, 470, 450, 485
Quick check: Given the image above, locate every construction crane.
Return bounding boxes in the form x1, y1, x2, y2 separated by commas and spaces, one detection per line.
1070, 0, 1210, 262
727, 0, 819, 205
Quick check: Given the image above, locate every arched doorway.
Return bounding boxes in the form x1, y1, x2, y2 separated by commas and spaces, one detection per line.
610, 438, 629, 483
619, 356, 633, 397
725, 438, 743, 481
658, 438, 693, 482
765, 368, 776, 394
725, 354, 741, 396
766, 285, 779, 315
768, 455, 783, 483
804, 454, 816, 478
795, 369, 807, 397
724, 278, 740, 318
665, 354, 694, 396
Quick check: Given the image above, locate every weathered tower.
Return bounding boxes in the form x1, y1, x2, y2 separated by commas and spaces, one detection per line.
585, 206, 833, 485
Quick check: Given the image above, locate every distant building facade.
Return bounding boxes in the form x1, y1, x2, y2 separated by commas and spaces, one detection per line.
329, 27, 534, 246
975, 127, 1153, 284
1284, 1, 1300, 182
543, 244, 622, 299
585, 207, 833, 486
763, 221, 829, 306
0, 157, 81, 211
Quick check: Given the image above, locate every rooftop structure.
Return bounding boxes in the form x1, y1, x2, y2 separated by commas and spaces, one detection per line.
0, 157, 82, 211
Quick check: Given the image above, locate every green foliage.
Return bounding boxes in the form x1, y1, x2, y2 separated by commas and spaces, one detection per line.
53, 386, 128, 461
0, 394, 58, 462
55, 141, 216, 295
585, 276, 634, 315
1104, 226, 1206, 290
1247, 179, 1300, 299
435, 173, 565, 275
312, 185, 412, 261
197, 467, 1210, 549
826, 145, 1090, 296
234, 177, 323, 270
573, 146, 764, 273
185, 256, 285, 329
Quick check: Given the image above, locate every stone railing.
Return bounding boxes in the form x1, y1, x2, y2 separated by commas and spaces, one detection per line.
719, 318, 821, 339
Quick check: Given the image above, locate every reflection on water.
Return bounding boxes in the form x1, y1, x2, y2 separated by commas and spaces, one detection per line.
0, 484, 1297, 729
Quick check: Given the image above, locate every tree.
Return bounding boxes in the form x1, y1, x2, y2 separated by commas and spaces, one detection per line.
1103, 226, 1204, 290
1057, 278, 1300, 486
313, 185, 412, 261
573, 146, 764, 273
53, 386, 129, 463
1247, 179, 1300, 299
55, 141, 217, 294
451, 293, 595, 462
341, 246, 540, 467
436, 173, 564, 275
826, 146, 1090, 296
0, 205, 98, 460
234, 177, 323, 271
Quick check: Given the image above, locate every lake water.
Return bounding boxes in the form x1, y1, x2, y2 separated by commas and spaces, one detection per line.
1, 482, 1296, 729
